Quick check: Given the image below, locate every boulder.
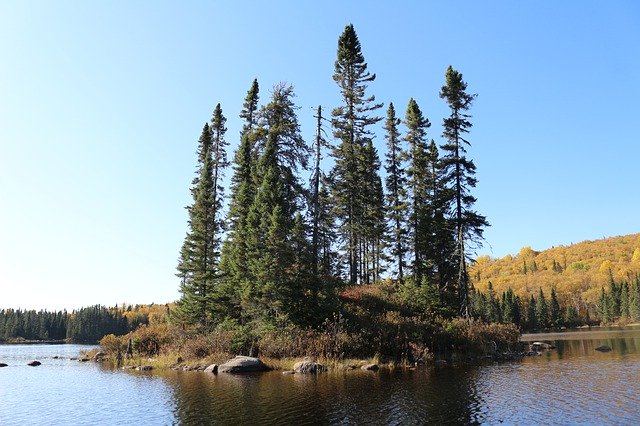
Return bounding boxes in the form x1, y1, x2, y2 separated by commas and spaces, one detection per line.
0, 363, 8, 367
595, 345, 612, 352
27, 360, 41, 367
203, 364, 218, 374
361, 363, 379, 371
293, 361, 326, 374
218, 356, 269, 373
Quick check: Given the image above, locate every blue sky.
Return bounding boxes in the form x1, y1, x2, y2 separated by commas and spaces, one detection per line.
1, 1, 638, 310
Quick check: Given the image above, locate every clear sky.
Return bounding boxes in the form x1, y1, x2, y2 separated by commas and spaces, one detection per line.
1, 1, 638, 310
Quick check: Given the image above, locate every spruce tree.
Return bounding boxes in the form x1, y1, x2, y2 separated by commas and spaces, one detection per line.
439, 66, 489, 317
219, 80, 261, 317
384, 103, 408, 282
244, 83, 309, 324
176, 111, 228, 326
404, 98, 431, 284
331, 24, 383, 285
549, 288, 561, 328
535, 288, 549, 329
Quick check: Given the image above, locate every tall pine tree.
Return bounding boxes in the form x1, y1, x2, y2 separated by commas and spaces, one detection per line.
439, 66, 488, 317
331, 24, 383, 285
384, 103, 408, 282
176, 104, 229, 326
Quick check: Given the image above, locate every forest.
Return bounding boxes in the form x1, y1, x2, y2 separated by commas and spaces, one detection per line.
471, 234, 640, 330
0, 305, 149, 343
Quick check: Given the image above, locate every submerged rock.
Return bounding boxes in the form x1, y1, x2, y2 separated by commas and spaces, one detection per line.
27, 360, 41, 367
218, 356, 269, 373
293, 361, 326, 374
361, 363, 379, 371
203, 364, 218, 374
595, 345, 612, 352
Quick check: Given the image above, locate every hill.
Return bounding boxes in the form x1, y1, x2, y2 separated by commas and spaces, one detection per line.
470, 233, 640, 310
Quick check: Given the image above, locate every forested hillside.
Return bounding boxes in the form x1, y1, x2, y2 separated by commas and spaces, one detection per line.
470, 233, 640, 325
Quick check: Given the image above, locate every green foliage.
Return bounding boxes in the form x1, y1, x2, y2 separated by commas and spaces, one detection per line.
330, 24, 384, 285
439, 66, 489, 317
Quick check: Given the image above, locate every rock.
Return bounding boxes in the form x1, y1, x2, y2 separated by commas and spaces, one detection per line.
52, 356, 59, 359
218, 356, 269, 373
595, 345, 612, 352
27, 360, 41, 367
361, 363, 379, 371
79, 357, 90, 362
204, 364, 218, 374
0, 363, 8, 367
176, 356, 183, 364
94, 352, 106, 362
136, 365, 153, 371
293, 361, 326, 374
530, 342, 555, 351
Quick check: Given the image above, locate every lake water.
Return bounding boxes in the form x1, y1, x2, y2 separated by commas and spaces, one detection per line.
1, 327, 640, 425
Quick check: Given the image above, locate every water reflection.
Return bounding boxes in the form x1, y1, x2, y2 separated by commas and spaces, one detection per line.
3, 328, 640, 425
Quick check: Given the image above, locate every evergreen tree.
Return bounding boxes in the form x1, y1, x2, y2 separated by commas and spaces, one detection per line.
219, 80, 261, 318
404, 98, 431, 284
176, 108, 228, 326
549, 287, 561, 328
535, 288, 549, 329
620, 281, 630, 319
526, 295, 537, 330
384, 103, 408, 282
330, 24, 383, 285
439, 66, 489, 317
244, 83, 309, 324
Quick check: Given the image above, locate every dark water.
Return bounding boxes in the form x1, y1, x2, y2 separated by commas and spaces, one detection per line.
2, 327, 640, 425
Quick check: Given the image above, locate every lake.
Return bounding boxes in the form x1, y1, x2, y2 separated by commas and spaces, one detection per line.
1, 327, 639, 425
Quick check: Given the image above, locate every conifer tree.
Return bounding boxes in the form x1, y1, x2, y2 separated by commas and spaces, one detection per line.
219, 80, 261, 317
535, 288, 549, 329
439, 66, 489, 317
384, 103, 408, 282
526, 295, 537, 330
330, 24, 383, 285
404, 98, 431, 284
243, 83, 309, 324
176, 108, 228, 326
549, 288, 561, 328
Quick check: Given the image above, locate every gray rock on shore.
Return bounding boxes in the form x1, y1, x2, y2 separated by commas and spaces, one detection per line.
293, 361, 326, 374
204, 364, 219, 374
218, 356, 269, 373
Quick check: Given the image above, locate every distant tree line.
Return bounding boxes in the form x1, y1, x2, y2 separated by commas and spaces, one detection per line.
0, 305, 148, 343
472, 274, 640, 331
175, 24, 488, 330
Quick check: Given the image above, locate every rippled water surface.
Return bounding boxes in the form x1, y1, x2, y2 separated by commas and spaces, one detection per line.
2, 327, 640, 425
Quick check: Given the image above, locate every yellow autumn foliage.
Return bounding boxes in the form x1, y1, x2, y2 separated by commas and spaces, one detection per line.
470, 233, 640, 306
